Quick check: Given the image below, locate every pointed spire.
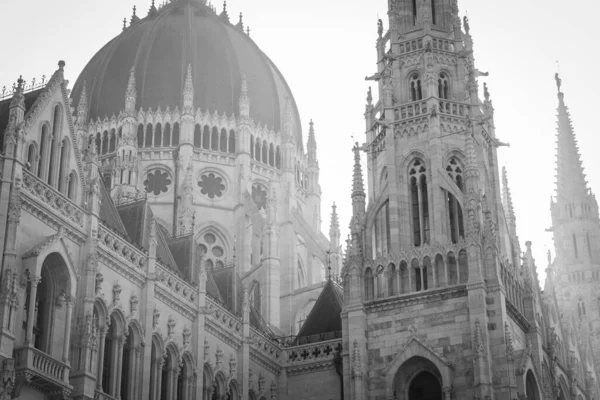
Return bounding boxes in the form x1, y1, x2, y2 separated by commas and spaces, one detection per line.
131, 5, 139, 24
77, 81, 88, 126
148, 0, 158, 18
239, 74, 250, 119
554, 74, 589, 202
219, 1, 229, 22
307, 120, 317, 163
123, 18, 127, 31
183, 64, 194, 109
10, 76, 25, 109
329, 202, 340, 240
125, 67, 137, 112
502, 167, 516, 232
352, 142, 365, 199
236, 12, 244, 30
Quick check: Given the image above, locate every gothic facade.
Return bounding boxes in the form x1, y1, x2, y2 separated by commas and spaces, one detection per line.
0, 0, 598, 400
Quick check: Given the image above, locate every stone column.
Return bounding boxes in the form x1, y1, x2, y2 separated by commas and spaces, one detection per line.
96, 328, 106, 391
25, 276, 41, 345
62, 297, 74, 365
444, 259, 449, 286
442, 386, 452, 400
114, 336, 125, 397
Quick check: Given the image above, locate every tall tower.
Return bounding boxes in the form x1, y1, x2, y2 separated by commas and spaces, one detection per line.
550, 75, 600, 360
341, 1, 547, 399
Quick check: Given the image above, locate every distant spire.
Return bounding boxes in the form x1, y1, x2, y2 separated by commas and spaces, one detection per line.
77, 81, 89, 126
502, 166, 517, 234
554, 74, 589, 202
329, 202, 340, 240
219, 1, 229, 21
125, 67, 137, 112
352, 143, 365, 198
239, 74, 250, 119
307, 120, 317, 163
183, 64, 194, 109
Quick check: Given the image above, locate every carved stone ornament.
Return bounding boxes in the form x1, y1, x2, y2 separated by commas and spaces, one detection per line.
229, 354, 237, 377
0, 358, 16, 400
95, 272, 104, 297
258, 373, 265, 393
270, 381, 277, 400
55, 290, 66, 309
129, 294, 139, 319
7, 178, 21, 224
351, 339, 362, 378
505, 322, 514, 362
152, 306, 160, 331
216, 347, 224, 370
204, 339, 210, 362
112, 282, 122, 306
167, 315, 176, 341
182, 326, 191, 348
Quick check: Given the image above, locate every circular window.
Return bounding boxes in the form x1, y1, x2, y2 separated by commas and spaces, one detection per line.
212, 246, 224, 257
144, 169, 172, 196
204, 233, 216, 245
198, 172, 226, 199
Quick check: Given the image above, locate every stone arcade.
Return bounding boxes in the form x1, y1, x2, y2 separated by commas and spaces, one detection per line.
0, 0, 599, 399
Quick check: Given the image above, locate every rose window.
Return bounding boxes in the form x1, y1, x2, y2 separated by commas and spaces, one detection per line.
144, 169, 172, 196
198, 173, 225, 199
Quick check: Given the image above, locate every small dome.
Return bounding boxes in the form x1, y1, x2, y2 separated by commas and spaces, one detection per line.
72, 0, 302, 144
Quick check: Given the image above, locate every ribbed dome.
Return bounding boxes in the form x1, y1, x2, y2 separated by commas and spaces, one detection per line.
71, 0, 302, 144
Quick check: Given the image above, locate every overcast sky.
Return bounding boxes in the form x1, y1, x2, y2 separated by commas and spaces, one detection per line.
1, 0, 598, 286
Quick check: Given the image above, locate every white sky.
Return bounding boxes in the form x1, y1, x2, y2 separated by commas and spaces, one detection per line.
2, 0, 599, 286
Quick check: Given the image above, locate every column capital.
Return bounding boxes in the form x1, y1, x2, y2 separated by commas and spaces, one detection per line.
29, 275, 42, 286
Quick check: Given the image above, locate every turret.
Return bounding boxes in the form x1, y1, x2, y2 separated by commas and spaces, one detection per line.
328, 203, 342, 277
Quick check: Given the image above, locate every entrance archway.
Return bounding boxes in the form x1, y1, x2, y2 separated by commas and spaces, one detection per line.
525, 370, 541, 400
409, 371, 442, 400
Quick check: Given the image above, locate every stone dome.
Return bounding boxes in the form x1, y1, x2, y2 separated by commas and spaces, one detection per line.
71, 0, 302, 144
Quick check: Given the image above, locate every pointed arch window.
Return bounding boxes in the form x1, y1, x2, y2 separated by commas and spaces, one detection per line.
109, 129, 116, 152
203, 126, 210, 149
220, 128, 227, 152
194, 125, 202, 148
365, 268, 374, 300
145, 124, 153, 148
58, 138, 70, 194
172, 123, 180, 146
275, 146, 281, 169
38, 125, 49, 179
262, 141, 268, 164
587, 232, 592, 258
412, 0, 417, 25
446, 158, 465, 243
211, 127, 219, 151
154, 123, 162, 147
409, 74, 423, 102
67, 172, 77, 201
48, 105, 61, 185
26, 142, 36, 172
95, 133, 101, 156
438, 73, 450, 99
409, 159, 429, 246
255, 139, 261, 162
269, 143, 275, 167
431, 0, 436, 25
228, 130, 236, 153
137, 124, 144, 148
163, 123, 171, 147
250, 135, 255, 159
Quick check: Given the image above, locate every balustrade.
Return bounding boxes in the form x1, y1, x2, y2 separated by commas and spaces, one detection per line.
14, 346, 69, 383
395, 101, 428, 121
438, 100, 468, 117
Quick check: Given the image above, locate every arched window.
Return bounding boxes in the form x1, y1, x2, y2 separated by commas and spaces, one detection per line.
297, 260, 306, 289
399, 261, 408, 294
95, 133, 101, 156
268, 144, 274, 167
47, 131, 57, 185
276, 146, 281, 169
438, 73, 449, 99
376, 266, 385, 298
211, 127, 219, 151
262, 141, 268, 164
149, 340, 159, 399
48, 105, 61, 185
109, 129, 116, 152
388, 263, 397, 296
26, 142, 36, 172
220, 128, 227, 152
160, 351, 169, 400
172, 123, 180, 146
255, 139, 261, 162
573, 234, 579, 259
458, 249, 468, 283
163, 123, 171, 146
38, 125, 49, 178
431, 0, 437, 25
120, 326, 133, 399
365, 268, 374, 300
409, 74, 422, 101
137, 124, 144, 148
412, 0, 417, 24
202, 126, 210, 149
587, 232, 592, 258
194, 125, 202, 148
228, 130, 235, 153
154, 123, 162, 147
58, 138, 70, 194
448, 252, 457, 285
67, 171, 77, 200
145, 124, 153, 148
409, 159, 429, 246
101, 131, 109, 155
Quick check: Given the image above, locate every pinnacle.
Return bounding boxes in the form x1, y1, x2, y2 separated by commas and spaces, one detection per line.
502, 166, 516, 224
554, 80, 588, 202
329, 202, 340, 238
126, 67, 137, 98
352, 143, 365, 197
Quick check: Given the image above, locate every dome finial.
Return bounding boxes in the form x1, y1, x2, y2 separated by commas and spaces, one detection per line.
236, 12, 244, 30
123, 18, 127, 31
219, 1, 229, 21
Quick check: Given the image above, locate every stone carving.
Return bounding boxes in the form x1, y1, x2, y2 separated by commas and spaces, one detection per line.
0, 359, 16, 400
270, 381, 277, 400
216, 347, 224, 371
204, 339, 210, 364
129, 294, 139, 319
167, 315, 176, 341
112, 282, 122, 307
505, 322, 514, 361
474, 318, 485, 358
182, 326, 191, 348
229, 354, 237, 377
152, 306, 160, 331
258, 373, 265, 393
55, 290, 66, 309
351, 339, 362, 378
95, 272, 104, 297
7, 178, 21, 224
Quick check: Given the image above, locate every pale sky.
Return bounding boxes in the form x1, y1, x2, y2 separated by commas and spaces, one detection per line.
1, 0, 599, 286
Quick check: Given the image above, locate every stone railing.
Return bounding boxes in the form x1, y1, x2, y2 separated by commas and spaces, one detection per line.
438, 100, 469, 118
284, 338, 342, 365
97, 225, 147, 271
14, 345, 69, 383
398, 38, 424, 54
206, 297, 242, 337
395, 101, 428, 121
250, 327, 281, 362
156, 263, 198, 304
22, 170, 85, 227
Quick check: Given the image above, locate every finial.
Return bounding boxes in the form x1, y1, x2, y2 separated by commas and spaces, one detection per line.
377, 19, 383, 38
236, 12, 244, 30
223, 1, 226, 12
463, 16, 470, 35
16, 75, 24, 91
123, 18, 127, 31
555, 72, 562, 93
131, 5, 137, 24
247, 26, 250, 36
366, 86, 372, 106
133, 5, 137, 16
58, 60, 65, 71
483, 83, 490, 102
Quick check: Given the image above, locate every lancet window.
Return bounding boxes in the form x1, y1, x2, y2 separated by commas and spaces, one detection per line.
446, 157, 465, 243
409, 74, 423, 101
412, 0, 417, 25
38, 125, 49, 179
409, 159, 429, 247
438, 73, 449, 99
194, 125, 202, 148
431, 0, 436, 25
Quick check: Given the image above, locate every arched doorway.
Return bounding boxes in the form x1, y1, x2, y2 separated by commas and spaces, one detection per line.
408, 371, 442, 400
525, 370, 540, 400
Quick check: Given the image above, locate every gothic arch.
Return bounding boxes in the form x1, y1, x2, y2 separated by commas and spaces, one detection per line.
214, 371, 228, 399
382, 337, 454, 398
517, 366, 542, 400
442, 148, 466, 167
127, 318, 145, 347
152, 332, 165, 358
195, 221, 233, 257
109, 308, 128, 337
400, 150, 429, 174
94, 297, 110, 329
